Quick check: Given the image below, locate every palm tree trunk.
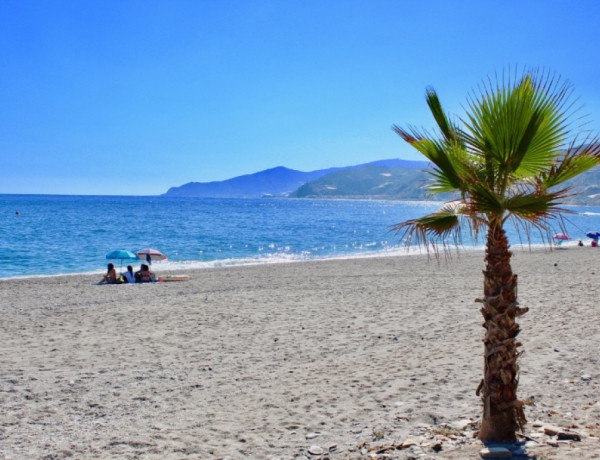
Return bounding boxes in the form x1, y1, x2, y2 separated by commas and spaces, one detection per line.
477, 222, 528, 441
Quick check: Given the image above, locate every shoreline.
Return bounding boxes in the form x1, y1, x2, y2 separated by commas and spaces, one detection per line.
0, 246, 445, 281
1, 248, 599, 458
1, 240, 578, 282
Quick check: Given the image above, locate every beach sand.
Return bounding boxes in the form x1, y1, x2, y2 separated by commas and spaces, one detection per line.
1, 248, 599, 459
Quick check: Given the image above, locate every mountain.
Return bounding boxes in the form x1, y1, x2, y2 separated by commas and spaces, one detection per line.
164, 166, 339, 198
163, 159, 427, 198
290, 163, 600, 204
290, 164, 431, 199
291, 161, 600, 204
564, 166, 600, 205
163, 158, 600, 204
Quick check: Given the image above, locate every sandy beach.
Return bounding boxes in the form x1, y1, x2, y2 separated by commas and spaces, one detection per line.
1, 248, 599, 459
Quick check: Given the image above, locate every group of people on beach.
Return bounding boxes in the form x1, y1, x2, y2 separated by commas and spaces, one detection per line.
99, 263, 156, 284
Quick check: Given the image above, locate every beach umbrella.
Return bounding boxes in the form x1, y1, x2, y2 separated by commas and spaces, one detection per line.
106, 249, 138, 270
135, 248, 167, 265
552, 233, 570, 246
586, 231, 600, 241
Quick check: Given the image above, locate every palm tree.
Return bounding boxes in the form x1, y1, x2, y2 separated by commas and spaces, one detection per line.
392, 70, 600, 442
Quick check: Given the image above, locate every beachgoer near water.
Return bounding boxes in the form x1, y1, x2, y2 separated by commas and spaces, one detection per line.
99, 263, 118, 284
122, 265, 135, 283
135, 264, 155, 283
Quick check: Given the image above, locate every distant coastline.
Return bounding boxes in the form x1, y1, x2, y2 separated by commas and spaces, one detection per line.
161, 158, 600, 206
162, 158, 431, 200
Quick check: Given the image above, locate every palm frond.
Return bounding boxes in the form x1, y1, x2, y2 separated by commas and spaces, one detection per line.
422, 142, 480, 194
467, 183, 504, 215
504, 212, 561, 248
390, 200, 484, 250
425, 88, 461, 145
539, 139, 600, 189
392, 68, 599, 252
392, 126, 463, 192
463, 71, 569, 181
501, 190, 571, 223
424, 167, 460, 194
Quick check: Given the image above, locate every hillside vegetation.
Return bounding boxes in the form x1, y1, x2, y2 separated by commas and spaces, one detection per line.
163, 159, 600, 205
291, 165, 430, 199
292, 164, 600, 205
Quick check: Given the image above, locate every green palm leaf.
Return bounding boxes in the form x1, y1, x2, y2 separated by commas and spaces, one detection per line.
425, 87, 462, 145
391, 200, 483, 247
392, 127, 463, 192
539, 142, 600, 189
501, 191, 568, 222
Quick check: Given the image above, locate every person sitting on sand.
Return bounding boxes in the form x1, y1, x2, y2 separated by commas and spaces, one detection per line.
99, 263, 118, 284
121, 265, 135, 283
135, 264, 155, 283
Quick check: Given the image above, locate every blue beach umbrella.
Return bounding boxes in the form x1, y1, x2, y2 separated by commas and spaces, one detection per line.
106, 249, 138, 270
586, 231, 600, 241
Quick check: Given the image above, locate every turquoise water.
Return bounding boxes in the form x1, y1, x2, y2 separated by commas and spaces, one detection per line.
1, 194, 599, 279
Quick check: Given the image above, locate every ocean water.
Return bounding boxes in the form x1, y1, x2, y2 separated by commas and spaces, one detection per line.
1, 194, 600, 279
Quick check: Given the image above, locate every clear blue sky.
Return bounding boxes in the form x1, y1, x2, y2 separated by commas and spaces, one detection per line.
1, 0, 599, 195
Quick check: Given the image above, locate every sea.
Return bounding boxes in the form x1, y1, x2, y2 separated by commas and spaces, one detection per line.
2, 194, 600, 280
